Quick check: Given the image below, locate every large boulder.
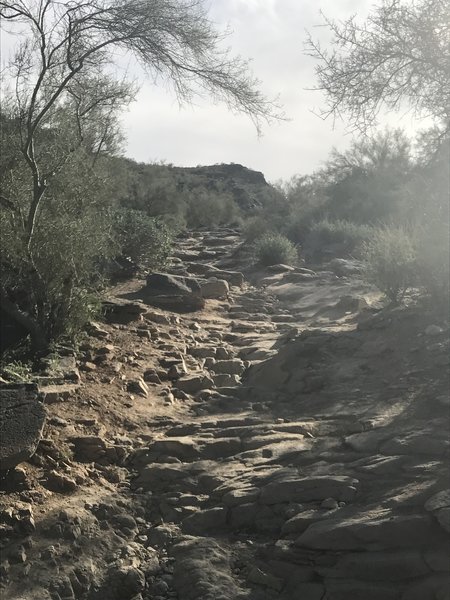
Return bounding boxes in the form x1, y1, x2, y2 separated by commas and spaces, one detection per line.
200, 278, 229, 299
145, 273, 201, 295
142, 273, 204, 312
102, 299, 147, 324
0, 383, 46, 470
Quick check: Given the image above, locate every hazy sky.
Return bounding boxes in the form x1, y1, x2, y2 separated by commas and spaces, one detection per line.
122, 0, 373, 182
0, 0, 425, 183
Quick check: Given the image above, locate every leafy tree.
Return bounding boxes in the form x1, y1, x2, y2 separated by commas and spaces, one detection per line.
306, 0, 450, 135
0, 0, 280, 350
321, 128, 413, 223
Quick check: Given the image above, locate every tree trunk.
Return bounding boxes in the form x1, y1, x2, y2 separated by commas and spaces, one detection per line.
0, 291, 47, 353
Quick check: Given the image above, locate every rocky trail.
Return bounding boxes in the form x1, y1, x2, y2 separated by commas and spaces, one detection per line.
1, 228, 449, 600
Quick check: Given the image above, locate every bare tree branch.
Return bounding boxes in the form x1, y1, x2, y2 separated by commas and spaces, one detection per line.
305, 0, 450, 135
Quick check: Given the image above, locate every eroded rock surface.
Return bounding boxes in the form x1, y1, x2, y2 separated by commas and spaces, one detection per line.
1, 227, 448, 600
0, 383, 46, 471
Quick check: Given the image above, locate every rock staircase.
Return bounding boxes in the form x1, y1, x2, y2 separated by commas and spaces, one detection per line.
1, 227, 449, 600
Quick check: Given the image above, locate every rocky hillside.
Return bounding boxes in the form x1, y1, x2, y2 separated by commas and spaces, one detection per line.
0, 229, 449, 600
172, 164, 270, 210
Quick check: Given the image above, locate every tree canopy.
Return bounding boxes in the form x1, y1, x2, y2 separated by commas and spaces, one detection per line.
306, 0, 450, 135
0, 0, 281, 350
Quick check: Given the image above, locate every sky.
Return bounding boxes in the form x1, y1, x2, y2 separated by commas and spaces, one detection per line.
0, 0, 425, 183
121, 0, 373, 183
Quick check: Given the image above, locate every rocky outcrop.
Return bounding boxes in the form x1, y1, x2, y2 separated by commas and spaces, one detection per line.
1, 227, 448, 600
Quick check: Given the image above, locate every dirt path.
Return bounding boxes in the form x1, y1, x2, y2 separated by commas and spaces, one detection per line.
1, 228, 449, 600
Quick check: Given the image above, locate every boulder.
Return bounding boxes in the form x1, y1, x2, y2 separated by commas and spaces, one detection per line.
102, 299, 147, 324
145, 272, 201, 295
211, 359, 246, 376
126, 378, 149, 396
205, 269, 244, 288
142, 273, 204, 312
0, 383, 46, 470
200, 278, 229, 299
295, 511, 446, 550
70, 435, 106, 461
176, 375, 215, 394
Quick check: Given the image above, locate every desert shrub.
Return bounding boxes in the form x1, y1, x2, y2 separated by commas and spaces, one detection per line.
0, 360, 33, 383
303, 219, 374, 259
0, 176, 118, 349
253, 233, 298, 266
185, 191, 241, 228
362, 226, 416, 303
285, 205, 324, 244
112, 207, 173, 269
415, 222, 450, 312
242, 216, 275, 242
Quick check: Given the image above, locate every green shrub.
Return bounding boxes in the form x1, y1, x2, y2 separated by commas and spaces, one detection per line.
242, 216, 274, 242
303, 218, 373, 259
113, 207, 172, 269
0, 360, 33, 383
362, 226, 416, 303
415, 221, 450, 312
253, 233, 298, 266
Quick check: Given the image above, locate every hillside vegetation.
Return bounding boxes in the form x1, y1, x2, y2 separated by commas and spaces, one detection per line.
1, 125, 449, 359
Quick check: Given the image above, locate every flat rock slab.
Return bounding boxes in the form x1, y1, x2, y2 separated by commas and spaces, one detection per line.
102, 299, 147, 324
260, 475, 358, 504
295, 510, 447, 551
145, 272, 201, 295
142, 273, 205, 312
171, 537, 247, 600
0, 383, 46, 470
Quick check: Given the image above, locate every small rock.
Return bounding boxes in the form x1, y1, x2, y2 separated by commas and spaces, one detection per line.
203, 357, 216, 369
9, 546, 26, 564
145, 311, 171, 325
44, 470, 78, 493
70, 435, 109, 462
137, 329, 152, 340
0, 560, 9, 579
143, 370, 162, 384
126, 379, 149, 397
173, 389, 189, 401
167, 362, 188, 380
86, 322, 109, 339
48, 416, 69, 427
97, 344, 116, 355
176, 375, 215, 394
189, 347, 216, 359
211, 359, 245, 376
80, 361, 97, 372
215, 347, 234, 360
